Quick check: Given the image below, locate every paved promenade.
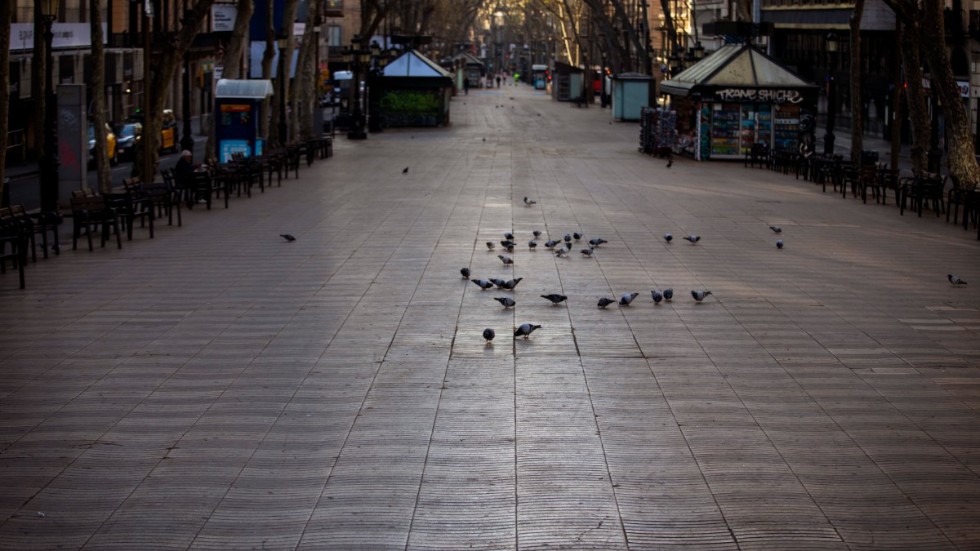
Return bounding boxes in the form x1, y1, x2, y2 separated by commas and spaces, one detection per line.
2, 85, 980, 550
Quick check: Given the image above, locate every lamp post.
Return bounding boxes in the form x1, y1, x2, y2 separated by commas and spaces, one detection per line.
345, 41, 369, 140
38, 0, 59, 213
180, 53, 194, 152
367, 42, 384, 133
278, 34, 289, 145
493, 6, 505, 75
824, 31, 839, 156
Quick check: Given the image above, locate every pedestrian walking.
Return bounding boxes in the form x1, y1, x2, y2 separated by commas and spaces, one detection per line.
496, 75, 501, 88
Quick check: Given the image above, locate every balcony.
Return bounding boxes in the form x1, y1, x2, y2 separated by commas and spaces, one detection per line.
945, 7, 965, 42
970, 10, 980, 41
324, 0, 343, 18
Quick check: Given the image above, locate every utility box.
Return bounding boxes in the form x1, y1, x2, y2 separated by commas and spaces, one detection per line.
611, 73, 652, 122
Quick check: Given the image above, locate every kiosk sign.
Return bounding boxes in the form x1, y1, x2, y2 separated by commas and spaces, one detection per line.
712, 88, 804, 104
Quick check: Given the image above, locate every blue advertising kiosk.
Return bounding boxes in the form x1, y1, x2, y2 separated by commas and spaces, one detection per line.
214, 79, 273, 163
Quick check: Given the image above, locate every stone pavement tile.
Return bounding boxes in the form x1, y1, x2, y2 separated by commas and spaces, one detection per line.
3, 85, 980, 549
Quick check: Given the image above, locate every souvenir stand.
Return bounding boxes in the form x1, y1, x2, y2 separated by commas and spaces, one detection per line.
659, 44, 817, 160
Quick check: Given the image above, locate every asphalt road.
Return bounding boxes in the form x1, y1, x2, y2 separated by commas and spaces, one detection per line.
5, 135, 207, 210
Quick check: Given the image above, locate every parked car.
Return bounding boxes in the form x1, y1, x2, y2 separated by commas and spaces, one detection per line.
126, 108, 178, 154
88, 122, 117, 166
114, 122, 142, 161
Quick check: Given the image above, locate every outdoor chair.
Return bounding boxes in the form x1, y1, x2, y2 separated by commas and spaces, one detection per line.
0, 228, 27, 289
946, 177, 979, 230
70, 194, 123, 251
899, 173, 946, 217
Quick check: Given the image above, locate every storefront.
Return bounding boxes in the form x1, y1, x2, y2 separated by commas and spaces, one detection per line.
660, 44, 817, 160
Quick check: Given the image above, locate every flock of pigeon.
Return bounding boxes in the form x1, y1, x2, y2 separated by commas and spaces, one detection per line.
464, 197, 722, 345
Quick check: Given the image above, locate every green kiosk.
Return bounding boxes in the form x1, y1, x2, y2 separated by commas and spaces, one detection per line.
214, 79, 273, 163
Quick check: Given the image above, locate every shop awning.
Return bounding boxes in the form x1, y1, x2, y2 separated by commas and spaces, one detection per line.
215, 79, 274, 99
660, 44, 817, 102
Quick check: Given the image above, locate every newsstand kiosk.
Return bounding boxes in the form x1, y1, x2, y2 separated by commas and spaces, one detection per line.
659, 44, 818, 160
214, 79, 274, 163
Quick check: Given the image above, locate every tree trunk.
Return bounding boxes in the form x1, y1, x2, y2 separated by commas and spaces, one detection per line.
205, 0, 253, 162
901, 22, 929, 174
261, 0, 275, 141
90, 0, 112, 193
269, 0, 298, 145
33, 3, 46, 162
293, 0, 319, 142
138, 0, 217, 183
849, 0, 864, 165
922, 0, 980, 188
0, 0, 12, 198
296, 0, 321, 141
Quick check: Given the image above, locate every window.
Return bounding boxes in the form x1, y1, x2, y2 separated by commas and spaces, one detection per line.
326, 25, 342, 47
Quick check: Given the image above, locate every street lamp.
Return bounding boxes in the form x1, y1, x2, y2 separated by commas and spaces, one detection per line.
824, 31, 839, 155
345, 41, 370, 140
278, 34, 289, 145
180, 53, 194, 152
368, 47, 391, 133
38, 0, 59, 213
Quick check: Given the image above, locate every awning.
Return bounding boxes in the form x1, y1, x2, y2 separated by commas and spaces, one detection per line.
660, 44, 817, 103
215, 79, 274, 99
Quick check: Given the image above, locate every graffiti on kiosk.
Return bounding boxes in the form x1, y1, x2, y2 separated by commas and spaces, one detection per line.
714, 88, 804, 103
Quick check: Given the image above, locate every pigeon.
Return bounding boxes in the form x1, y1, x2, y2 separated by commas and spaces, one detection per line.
691, 290, 712, 302
471, 279, 494, 290
280, 234, 296, 242
489, 278, 507, 288
541, 294, 568, 305
555, 249, 568, 258
652, 290, 663, 304
498, 255, 514, 265
483, 328, 495, 343
545, 239, 559, 249
483, 137, 486, 142
581, 248, 594, 257
402, 167, 409, 174
565, 242, 573, 251
486, 241, 496, 250
564, 234, 572, 243
948, 274, 968, 285
573, 232, 583, 240
663, 288, 674, 302
683, 235, 700, 244
524, 196, 537, 206
514, 323, 542, 339
776, 239, 784, 249
619, 292, 640, 306
588, 238, 608, 247
770, 225, 782, 234
666, 158, 673, 168
460, 267, 471, 278
663, 233, 673, 243
494, 297, 516, 308
501, 278, 524, 290
529, 241, 538, 250
504, 232, 514, 240
533, 230, 542, 238
500, 239, 515, 248
597, 297, 616, 309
